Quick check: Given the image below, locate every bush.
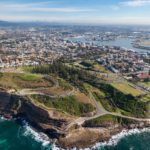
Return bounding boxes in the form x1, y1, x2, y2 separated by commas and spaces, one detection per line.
59, 79, 73, 91
31, 95, 95, 116
85, 114, 137, 126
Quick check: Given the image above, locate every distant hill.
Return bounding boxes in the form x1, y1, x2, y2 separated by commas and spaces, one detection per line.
0, 20, 66, 26
0, 20, 9, 24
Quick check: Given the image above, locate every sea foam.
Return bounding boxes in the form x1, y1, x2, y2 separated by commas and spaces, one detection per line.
0, 115, 10, 121
92, 128, 150, 149
52, 128, 150, 150
2, 115, 149, 150
21, 118, 50, 147
44, 128, 150, 150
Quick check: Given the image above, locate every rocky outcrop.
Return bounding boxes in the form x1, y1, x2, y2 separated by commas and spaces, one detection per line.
57, 121, 150, 149
0, 87, 75, 138
0, 87, 150, 149
0, 87, 11, 108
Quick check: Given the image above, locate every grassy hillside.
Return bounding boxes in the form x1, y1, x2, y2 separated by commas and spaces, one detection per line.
74, 61, 110, 73
0, 73, 54, 89
31, 94, 96, 117
111, 81, 145, 96
85, 114, 137, 126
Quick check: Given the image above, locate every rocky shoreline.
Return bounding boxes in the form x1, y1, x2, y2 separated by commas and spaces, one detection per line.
0, 88, 150, 149
57, 121, 150, 149
2, 109, 150, 149
1, 104, 150, 149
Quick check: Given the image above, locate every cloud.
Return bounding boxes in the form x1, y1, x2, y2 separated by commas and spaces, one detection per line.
120, 0, 150, 7
0, 2, 95, 12
110, 5, 119, 10
1, 15, 150, 25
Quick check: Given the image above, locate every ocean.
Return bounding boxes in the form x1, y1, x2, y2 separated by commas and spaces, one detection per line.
1, 116, 150, 150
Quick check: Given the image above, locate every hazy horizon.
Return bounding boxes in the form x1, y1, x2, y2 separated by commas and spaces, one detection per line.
1, 0, 150, 25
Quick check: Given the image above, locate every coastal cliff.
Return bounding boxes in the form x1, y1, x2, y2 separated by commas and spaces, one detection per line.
0, 87, 75, 138
0, 87, 150, 149
57, 120, 150, 149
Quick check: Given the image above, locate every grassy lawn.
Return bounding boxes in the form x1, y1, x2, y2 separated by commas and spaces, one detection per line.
74, 63, 88, 69
138, 81, 150, 87
74, 61, 110, 73
0, 73, 53, 90
110, 75, 120, 79
141, 40, 150, 45
14, 73, 42, 81
92, 64, 110, 73
96, 74, 115, 81
20, 66, 35, 72
111, 81, 145, 96
139, 94, 150, 102
84, 83, 106, 97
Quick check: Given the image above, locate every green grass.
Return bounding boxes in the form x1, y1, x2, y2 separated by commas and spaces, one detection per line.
74, 63, 88, 69
92, 91, 117, 112
21, 67, 34, 72
110, 75, 120, 79
74, 61, 110, 73
111, 81, 145, 96
0, 72, 52, 90
138, 81, 150, 87
92, 64, 110, 73
85, 114, 137, 125
59, 79, 73, 91
13, 73, 42, 81
31, 94, 95, 117
139, 94, 150, 102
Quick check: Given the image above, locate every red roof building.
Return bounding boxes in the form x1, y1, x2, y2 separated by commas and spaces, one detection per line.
138, 75, 150, 79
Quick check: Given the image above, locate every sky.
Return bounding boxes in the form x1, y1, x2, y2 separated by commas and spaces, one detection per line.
0, 0, 150, 25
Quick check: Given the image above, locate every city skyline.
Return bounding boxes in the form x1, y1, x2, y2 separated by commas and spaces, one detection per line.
0, 0, 150, 25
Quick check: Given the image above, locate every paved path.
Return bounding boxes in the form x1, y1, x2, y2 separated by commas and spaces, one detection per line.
1, 70, 150, 133
61, 91, 150, 132
0, 70, 78, 98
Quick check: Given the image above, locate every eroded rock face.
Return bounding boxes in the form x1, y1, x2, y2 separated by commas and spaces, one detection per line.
22, 100, 75, 132
0, 87, 75, 136
0, 87, 150, 149
0, 87, 11, 108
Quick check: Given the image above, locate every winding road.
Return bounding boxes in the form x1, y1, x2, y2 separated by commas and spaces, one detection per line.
1, 70, 150, 133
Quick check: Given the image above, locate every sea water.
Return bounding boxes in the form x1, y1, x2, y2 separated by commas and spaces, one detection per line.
0, 116, 150, 150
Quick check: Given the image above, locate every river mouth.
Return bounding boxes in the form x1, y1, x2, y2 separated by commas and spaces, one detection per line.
69, 37, 149, 53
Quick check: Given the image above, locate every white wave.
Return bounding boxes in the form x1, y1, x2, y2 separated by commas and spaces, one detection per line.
22, 119, 50, 147
92, 128, 150, 149
50, 128, 150, 150
0, 115, 10, 121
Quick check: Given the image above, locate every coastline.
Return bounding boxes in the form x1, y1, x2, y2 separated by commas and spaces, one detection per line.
1, 110, 150, 150
0, 112, 57, 148
0, 88, 150, 149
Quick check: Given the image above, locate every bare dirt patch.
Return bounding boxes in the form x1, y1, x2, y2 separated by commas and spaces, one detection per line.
37, 86, 72, 95
75, 91, 96, 107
